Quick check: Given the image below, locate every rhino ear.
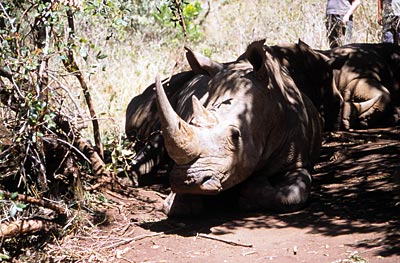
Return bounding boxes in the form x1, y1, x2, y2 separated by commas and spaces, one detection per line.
328, 53, 349, 69
185, 47, 223, 77
240, 39, 269, 80
297, 40, 317, 64
297, 38, 308, 46
190, 96, 218, 127
297, 39, 311, 51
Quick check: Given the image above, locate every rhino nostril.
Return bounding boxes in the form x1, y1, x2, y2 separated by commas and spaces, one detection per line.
201, 175, 213, 184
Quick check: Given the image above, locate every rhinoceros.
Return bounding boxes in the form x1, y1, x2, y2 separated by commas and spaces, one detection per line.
125, 40, 338, 186
321, 43, 400, 130
141, 39, 323, 216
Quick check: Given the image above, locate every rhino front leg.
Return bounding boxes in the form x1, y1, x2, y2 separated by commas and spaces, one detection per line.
162, 192, 204, 217
129, 132, 170, 182
238, 168, 312, 213
340, 86, 354, 130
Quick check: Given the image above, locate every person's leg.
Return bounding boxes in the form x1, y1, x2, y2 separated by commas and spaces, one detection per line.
394, 16, 400, 45
382, 16, 395, 43
326, 15, 342, 48
344, 20, 353, 45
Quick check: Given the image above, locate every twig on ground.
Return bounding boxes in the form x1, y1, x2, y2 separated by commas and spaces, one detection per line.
100, 232, 165, 250
73, 231, 167, 250
105, 189, 137, 202
120, 257, 136, 263
197, 233, 253, 248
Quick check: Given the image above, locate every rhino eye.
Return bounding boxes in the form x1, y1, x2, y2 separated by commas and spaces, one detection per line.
229, 127, 241, 145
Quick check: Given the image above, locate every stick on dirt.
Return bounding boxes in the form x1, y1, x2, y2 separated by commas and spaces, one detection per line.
197, 233, 253, 247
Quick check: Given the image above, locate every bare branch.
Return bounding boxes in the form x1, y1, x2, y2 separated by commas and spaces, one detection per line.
53, 116, 117, 190
0, 219, 57, 238
62, 9, 104, 159
0, 190, 67, 216
172, 0, 187, 44
0, 68, 12, 80
197, 233, 253, 247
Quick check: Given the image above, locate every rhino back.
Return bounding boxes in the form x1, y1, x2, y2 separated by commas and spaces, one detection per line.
327, 43, 400, 92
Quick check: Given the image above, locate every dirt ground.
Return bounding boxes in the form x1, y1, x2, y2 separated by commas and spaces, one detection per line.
45, 128, 400, 263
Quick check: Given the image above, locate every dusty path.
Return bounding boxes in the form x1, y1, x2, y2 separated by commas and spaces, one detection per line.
49, 129, 400, 263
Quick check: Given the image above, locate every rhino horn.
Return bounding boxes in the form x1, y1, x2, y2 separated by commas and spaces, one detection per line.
191, 95, 218, 127
155, 74, 201, 165
185, 47, 223, 76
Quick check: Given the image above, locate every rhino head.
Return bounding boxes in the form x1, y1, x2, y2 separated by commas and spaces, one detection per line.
155, 39, 315, 195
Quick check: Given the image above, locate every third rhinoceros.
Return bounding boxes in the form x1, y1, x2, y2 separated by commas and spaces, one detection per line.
148, 39, 322, 216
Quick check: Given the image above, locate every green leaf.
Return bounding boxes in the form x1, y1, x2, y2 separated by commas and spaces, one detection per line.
96, 51, 108, 60
10, 192, 18, 199
10, 205, 17, 218
0, 253, 10, 261
80, 45, 88, 61
15, 202, 27, 210
114, 18, 128, 27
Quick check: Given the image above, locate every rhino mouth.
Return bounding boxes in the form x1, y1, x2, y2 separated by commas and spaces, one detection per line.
199, 176, 222, 192
170, 166, 224, 195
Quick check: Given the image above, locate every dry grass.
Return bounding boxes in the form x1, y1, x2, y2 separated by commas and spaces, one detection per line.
74, 0, 381, 141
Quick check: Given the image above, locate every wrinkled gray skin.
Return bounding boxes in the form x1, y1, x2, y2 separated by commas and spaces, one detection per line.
271, 40, 342, 131
155, 39, 323, 216
321, 43, 400, 130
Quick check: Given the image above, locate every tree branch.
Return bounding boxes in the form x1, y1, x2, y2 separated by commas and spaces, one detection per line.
0, 68, 12, 80
53, 116, 116, 190
197, 233, 253, 247
0, 190, 67, 216
62, 9, 104, 159
0, 219, 57, 238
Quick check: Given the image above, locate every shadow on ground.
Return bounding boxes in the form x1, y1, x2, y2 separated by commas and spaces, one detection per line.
140, 128, 400, 258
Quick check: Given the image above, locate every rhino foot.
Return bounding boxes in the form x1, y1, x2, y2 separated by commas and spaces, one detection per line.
239, 168, 312, 213
389, 107, 400, 125
358, 118, 369, 129
162, 192, 204, 217
341, 118, 351, 131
